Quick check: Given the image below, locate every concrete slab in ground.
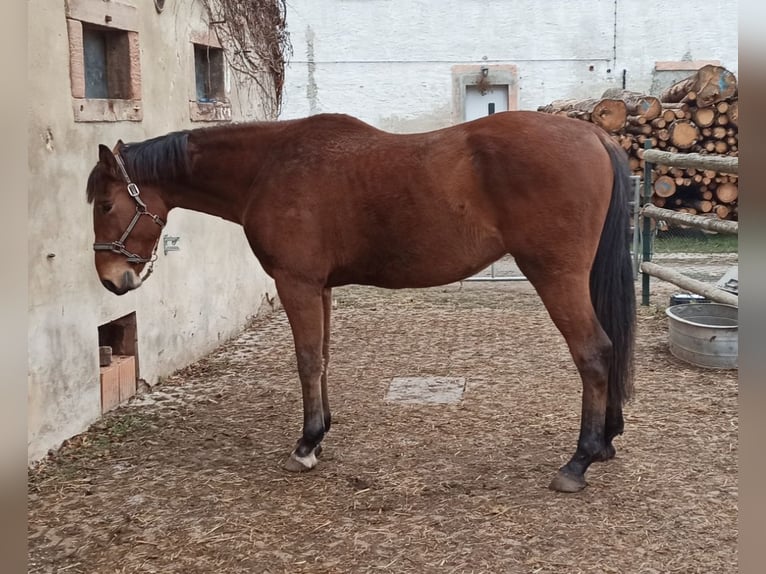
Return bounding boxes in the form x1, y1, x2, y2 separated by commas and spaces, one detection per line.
385, 376, 466, 404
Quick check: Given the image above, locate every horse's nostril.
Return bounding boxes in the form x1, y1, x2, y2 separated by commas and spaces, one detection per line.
101, 279, 118, 293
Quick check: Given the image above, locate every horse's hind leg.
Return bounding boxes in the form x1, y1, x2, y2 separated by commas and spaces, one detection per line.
597, 388, 624, 462
274, 277, 328, 472
518, 267, 613, 492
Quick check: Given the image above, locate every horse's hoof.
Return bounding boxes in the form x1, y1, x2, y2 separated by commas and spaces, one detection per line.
283, 448, 319, 472
549, 470, 587, 493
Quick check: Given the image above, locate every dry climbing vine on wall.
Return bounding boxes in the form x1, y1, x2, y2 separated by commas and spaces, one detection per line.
200, 0, 292, 117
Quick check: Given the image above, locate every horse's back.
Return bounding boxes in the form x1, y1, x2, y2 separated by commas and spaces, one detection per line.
247, 111, 617, 288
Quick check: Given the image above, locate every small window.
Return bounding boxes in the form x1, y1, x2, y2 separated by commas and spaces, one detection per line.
452, 65, 519, 124
65, 0, 142, 122
83, 24, 131, 99
194, 44, 225, 102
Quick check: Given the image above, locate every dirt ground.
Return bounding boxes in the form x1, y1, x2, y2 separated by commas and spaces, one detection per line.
28, 276, 738, 574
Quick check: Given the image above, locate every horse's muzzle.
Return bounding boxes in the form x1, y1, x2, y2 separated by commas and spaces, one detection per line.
101, 270, 141, 295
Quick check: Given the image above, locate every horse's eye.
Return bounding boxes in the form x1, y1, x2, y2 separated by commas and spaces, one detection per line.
100, 203, 113, 214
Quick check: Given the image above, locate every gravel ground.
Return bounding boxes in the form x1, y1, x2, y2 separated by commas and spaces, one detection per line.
28, 276, 738, 574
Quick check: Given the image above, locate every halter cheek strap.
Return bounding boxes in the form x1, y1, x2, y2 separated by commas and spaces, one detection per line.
93, 152, 166, 281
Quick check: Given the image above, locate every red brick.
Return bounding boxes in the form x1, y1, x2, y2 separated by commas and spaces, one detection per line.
116, 355, 136, 402
100, 363, 120, 413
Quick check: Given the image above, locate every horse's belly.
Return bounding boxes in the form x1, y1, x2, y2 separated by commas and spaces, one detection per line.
330, 227, 506, 289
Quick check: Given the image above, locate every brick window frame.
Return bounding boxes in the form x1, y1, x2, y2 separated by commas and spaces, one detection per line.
650, 60, 722, 96
189, 30, 232, 122
451, 64, 519, 124
66, 0, 142, 122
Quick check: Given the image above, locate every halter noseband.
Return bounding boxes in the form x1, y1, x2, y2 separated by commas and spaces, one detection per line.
93, 152, 166, 281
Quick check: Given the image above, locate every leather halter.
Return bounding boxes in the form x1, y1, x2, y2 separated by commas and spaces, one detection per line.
92, 152, 166, 281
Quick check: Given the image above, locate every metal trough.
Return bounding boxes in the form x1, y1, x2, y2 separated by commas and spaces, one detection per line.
665, 303, 738, 369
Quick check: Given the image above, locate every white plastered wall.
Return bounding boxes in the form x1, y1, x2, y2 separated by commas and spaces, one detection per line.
279, 0, 738, 132
28, 0, 277, 461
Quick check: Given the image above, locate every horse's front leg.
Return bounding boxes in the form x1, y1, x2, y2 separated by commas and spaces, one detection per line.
276, 277, 328, 472
320, 287, 333, 434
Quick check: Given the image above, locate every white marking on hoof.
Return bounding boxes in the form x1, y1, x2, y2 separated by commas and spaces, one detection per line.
284, 449, 318, 472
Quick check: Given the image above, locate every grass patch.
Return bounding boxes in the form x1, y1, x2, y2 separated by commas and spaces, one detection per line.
653, 231, 738, 254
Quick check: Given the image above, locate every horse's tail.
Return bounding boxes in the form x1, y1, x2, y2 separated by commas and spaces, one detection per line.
590, 138, 636, 404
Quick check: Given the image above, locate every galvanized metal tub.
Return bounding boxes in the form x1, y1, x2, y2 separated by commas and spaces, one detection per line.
665, 303, 738, 369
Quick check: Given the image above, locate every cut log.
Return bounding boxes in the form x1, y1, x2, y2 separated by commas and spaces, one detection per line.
689, 199, 714, 213
653, 175, 676, 198
602, 89, 662, 120
669, 119, 700, 149
692, 107, 716, 128
716, 182, 738, 203
681, 90, 697, 104
716, 113, 730, 126
728, 100, 738, 126
659, 65, 738, 107
636, 135, 658, 147
662, 103, 690, 111
669, 167, 684, 178
714, 140, 728, 154
567, 110, 591, 121
716, 101, 729, 114
617, 134, 633, 150
712, 125, 728, 139
651, 118, 667, 129
624, 124, 652, 135
537, 98, 627, 132
714, 204, 731, 219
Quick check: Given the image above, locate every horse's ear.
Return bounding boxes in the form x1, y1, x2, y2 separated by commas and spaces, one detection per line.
98, 144, 118, 174
112, 139, 125, 154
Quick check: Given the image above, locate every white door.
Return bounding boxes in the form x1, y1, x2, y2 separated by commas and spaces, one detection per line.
464, 84, 509, 122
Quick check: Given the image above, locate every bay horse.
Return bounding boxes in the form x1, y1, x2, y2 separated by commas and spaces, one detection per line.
87, 111, 635, 492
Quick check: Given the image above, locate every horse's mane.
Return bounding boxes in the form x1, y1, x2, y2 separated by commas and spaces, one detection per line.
86, 130, 191, 203
122, 130, 192, 185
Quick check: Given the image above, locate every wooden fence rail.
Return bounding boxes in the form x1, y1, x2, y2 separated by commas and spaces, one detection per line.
641, 147, 738, 306
642, 149, 738, 174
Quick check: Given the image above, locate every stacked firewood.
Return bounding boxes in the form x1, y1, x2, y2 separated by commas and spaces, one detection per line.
537, 65, 738, 220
